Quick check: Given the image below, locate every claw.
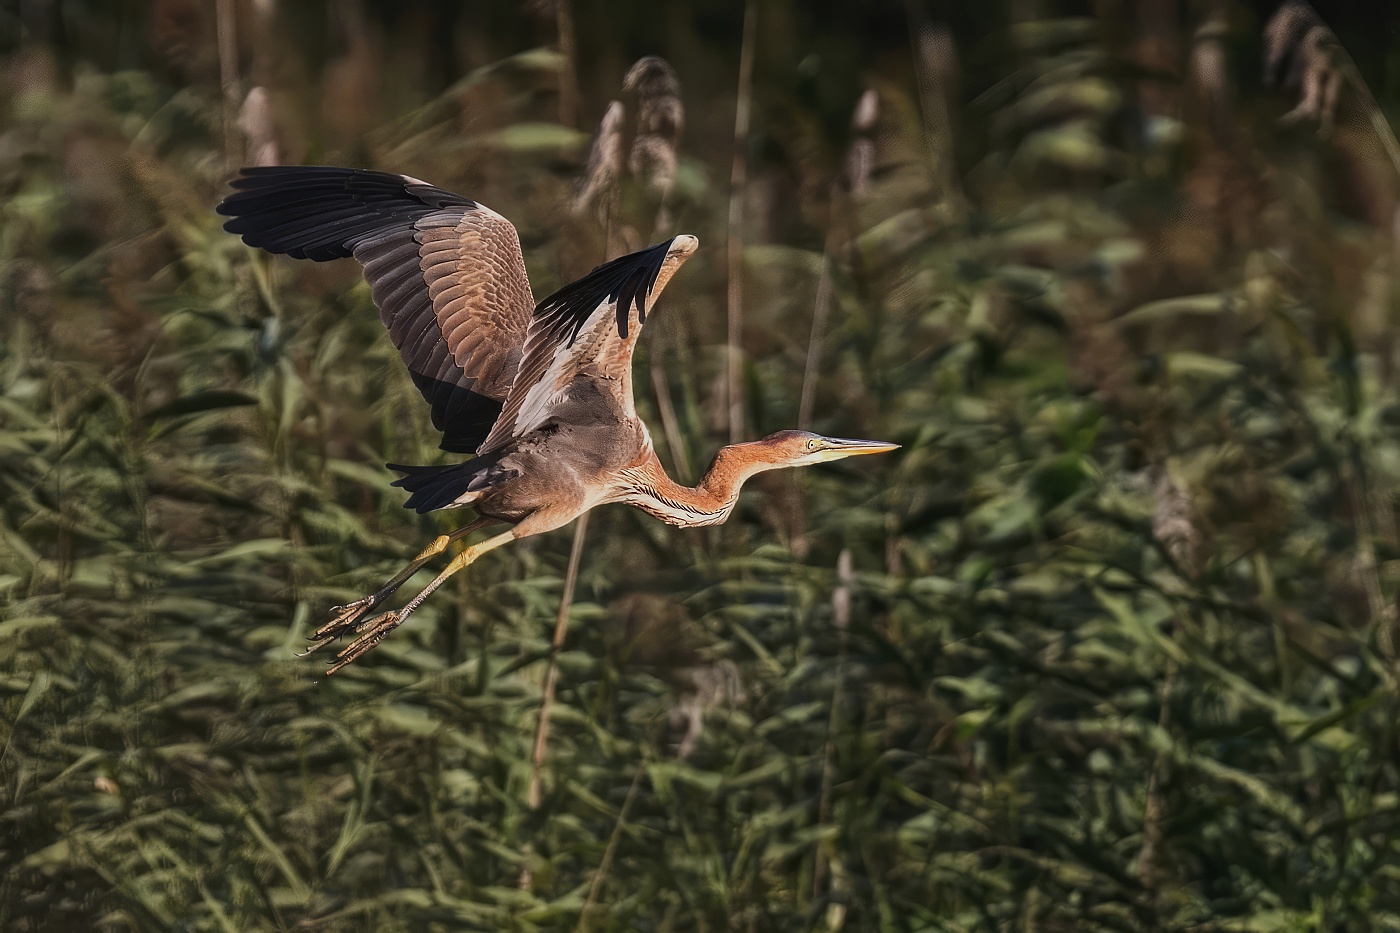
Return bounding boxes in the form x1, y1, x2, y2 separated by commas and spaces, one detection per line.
300, 627, 345, 657
322, 594, 378, 631
302, 594, 381, 657
324, 609, 407, 675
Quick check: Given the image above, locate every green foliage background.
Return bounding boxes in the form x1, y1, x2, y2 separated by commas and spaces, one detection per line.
4, 1, 1400, 930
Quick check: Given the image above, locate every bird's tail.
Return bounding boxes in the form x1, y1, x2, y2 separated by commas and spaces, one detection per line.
388, 452, 513, 514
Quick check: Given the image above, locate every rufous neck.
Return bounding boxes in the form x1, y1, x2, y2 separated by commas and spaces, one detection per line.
625, 444, 769, 528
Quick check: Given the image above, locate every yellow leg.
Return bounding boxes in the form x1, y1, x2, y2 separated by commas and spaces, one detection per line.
306, 517, 494, 655
324, 530, 518, 674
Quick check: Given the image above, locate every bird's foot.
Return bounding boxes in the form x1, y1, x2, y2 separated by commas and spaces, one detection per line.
322, 609, 409, 675
300, 593, 383, 658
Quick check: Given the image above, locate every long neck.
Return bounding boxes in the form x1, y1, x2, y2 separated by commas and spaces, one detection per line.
621, 445, 769, 528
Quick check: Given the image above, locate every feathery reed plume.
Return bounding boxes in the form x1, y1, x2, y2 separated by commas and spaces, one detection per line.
1152, 466, 1204, 580
670, 661, 743, 759
846, 87, 879, 199
1264, 3, 1320, 89
908, 16, 962, 203
1265, 3, 1342, 134
624, 55, 684, 233
726, 0, 758, 444
237, 86, 279, 167
573, 99, 626, 224
1187, 9, 1233, 145
623, 55, 691, 474
573, 58, 691, 474
1263, 0, 1400, 181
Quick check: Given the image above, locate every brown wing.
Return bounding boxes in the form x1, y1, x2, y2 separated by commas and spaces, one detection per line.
217, 166, 534, 453
478, 235, 697, 454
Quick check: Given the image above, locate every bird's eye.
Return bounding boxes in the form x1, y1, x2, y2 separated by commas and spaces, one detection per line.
806, 438, 818, 450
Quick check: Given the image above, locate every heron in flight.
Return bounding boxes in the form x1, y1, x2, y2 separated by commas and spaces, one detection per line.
218, 166, 897, 673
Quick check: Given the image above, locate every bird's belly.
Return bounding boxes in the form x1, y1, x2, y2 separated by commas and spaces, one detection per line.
472, 421, 646, 524
471, 462, 592, 525
473, 496, 533, 523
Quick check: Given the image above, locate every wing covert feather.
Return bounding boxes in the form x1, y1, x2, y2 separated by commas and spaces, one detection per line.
219, 166, 535, 453
478, 236, 697, 453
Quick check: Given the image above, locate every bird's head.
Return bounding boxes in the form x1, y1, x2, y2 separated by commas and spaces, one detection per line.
745, 429, 900, 470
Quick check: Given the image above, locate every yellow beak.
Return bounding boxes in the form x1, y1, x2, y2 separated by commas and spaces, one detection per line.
816, 437, 901, 460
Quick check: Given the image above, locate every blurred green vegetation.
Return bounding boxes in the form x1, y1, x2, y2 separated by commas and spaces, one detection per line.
5, 1, 1400, 930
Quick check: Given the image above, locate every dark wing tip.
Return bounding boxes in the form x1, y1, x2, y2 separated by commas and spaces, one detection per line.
532, 238, 675, 345
216, 166, 477, 260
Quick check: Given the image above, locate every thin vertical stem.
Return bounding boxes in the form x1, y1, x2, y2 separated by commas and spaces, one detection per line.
519, 510, 590, 888
646, 143, 690, 480
579, 759, 646, 931
215, 0, 240, 169
904, 4, 964, 208
528, 513, 590, 807
651, 357, 692, 479
798, 235, 836, 432
726, 0, 758, 444
1136, 658, 1176, 913
813, 549, 853, 901
556, 0, 579, 129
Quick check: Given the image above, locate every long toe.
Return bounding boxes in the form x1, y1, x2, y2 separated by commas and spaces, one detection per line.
324, 609, 404, 675
309, 594, 379, 646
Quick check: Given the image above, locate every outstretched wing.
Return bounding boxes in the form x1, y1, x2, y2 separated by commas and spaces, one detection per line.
217, 166, 534, 454
478, 235, 697, 454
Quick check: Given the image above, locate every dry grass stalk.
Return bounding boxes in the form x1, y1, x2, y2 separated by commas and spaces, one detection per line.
799, 89, 878, 431
726, 0, 758, 444
650, 359, 692, 480
813, 548, 854, 900
214, 0, 239, 169
1135, 658, 1177, 903
530, 57, 688, 888
797, 258, 836, 433
556, 0, 579, 128
579, 761, 646, 930
520, 510, 590, 889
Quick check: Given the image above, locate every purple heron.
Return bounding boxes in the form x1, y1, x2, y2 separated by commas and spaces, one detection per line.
218, 166, 897, 673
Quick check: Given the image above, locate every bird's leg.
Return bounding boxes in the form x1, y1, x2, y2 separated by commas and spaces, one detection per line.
323, 529, 519, 674
304, 516, 495, 656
